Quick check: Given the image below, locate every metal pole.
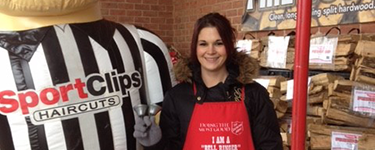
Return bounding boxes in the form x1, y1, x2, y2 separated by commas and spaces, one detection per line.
292, 0, 312, 149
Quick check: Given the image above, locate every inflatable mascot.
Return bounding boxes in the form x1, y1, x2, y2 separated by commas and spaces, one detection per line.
0, 0, 176, 149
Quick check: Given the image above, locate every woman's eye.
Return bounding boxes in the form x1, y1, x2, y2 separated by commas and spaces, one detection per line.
215, 42, 224, 46
199, 43, 207, 46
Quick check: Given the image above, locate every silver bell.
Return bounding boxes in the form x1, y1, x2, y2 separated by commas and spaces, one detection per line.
133, 104, 148, 117
148, 104, 162, 116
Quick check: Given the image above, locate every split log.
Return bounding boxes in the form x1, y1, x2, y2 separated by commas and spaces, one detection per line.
268, 87, 282, 98
286, 51, 294, 64
333, 80, 354, 93
309, 85, 324, 95
351, 67, 375, 85
276, 100, 288, 113
309, 57, 352, 71
335, 43, 356, 57
310, 73, 344, 86
263, 76, 287, 88
308, 92, 327, 104
307, 105, 325, 117
355, 56, 375, 68
309, 133, 330, 150
276, 110, 285, 119
309, 123, 375, 136
280, 132, 291, 146
358, 134, 375, 150
354, 40, 375, 57
325, 107, 375, 128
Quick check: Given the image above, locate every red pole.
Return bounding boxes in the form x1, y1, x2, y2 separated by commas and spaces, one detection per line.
292, 0, 312, 150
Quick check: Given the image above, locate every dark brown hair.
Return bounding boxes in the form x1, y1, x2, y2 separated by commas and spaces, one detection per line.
190, 12, 237, 66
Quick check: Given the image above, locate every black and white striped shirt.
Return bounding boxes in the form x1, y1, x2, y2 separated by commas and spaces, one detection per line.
0, 19, 176, 150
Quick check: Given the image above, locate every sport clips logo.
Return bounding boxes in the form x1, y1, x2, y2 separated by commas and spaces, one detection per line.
0, 70, 141, 124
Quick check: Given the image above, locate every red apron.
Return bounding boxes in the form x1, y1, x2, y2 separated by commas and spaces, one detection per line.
183, 84, 255, 150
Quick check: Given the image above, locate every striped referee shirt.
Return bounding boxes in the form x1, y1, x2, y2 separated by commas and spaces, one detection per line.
0, 19, 176, 150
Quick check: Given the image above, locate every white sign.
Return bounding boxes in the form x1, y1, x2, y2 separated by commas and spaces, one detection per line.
267, 36, 290, 68
331, 131, 361, 150
254, 79, 270, 89
353, 89, 375, 115
236, 40, 253, 54
286, 79, 294, 100
286, 78, 312, 100
309, 44, 335, 64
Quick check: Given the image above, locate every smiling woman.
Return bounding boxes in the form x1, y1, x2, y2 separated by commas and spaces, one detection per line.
0, 0, 176, 150
196, 27, 228, 87
133, 12, 283, 150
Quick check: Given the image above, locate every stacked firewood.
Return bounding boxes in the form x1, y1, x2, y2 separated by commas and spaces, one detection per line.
309, 123, 375, 149
309, 33, 358, 72
257, 31, 375, 149
255, 76, 288, 119
259, 34, 295, 70
307, 77, 375, 149
249, 38, 262, 61
351, 40, 375, 85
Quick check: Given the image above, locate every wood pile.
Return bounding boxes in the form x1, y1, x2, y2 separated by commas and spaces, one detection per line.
249, 38, 262, 61
309, 124, 375, 150
351, 40, 375, 86
308, 77, 375, 149
309, 33, 358, 72
255, 76, 288, 119
259, 35, 295, 70
254, 30, 375, 149
277, 72, 375, 149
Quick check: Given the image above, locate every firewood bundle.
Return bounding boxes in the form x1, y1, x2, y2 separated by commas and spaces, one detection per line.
351, 40, 375, 85
308, 123, 375, 150
249, 38, 262, 61
304, 78, 375, 149
237, 33, 263, 61
259, 34, 295, 70
323, 79, 375, 128
255, 76, 288, 119
309, 32, 358, 72
306, 73, 344, 117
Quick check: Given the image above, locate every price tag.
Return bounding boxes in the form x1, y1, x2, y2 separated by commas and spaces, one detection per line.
267, 36, 290, 68
309, 44, 335, 64
331, 131, 361, 150
236, 40, 252, 54
286, 80, 294, 100
286, 78, 311, 100
353, 89, 375, 115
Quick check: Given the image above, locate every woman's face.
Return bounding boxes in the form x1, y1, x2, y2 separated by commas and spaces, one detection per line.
196, 27, 227, 73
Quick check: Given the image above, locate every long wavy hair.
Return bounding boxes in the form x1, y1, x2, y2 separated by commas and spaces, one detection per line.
190, 12, 237, 67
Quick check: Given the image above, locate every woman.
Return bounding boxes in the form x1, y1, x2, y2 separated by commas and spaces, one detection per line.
134, 12, 283, 150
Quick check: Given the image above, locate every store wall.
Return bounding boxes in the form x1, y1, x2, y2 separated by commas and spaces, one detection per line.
100, 0, 375, 56
100, 0, 174, 45
172, 0, 246, 55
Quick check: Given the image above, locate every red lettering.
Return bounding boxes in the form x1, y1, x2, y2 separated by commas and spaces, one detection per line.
358, 96, 375, 102
40, 88, 60, 105
74, 79, 88, 99
60, 84, 73, 102
0, 91, 19, 113
335, 137, 357, 143
18, 91, 39, 115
